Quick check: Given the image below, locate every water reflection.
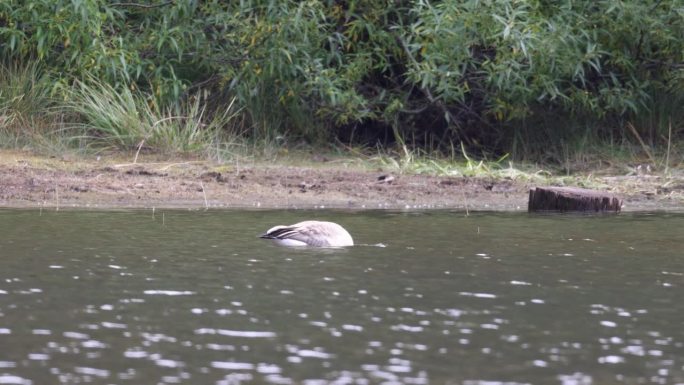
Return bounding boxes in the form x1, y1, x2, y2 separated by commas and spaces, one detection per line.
0, 209, 682, 384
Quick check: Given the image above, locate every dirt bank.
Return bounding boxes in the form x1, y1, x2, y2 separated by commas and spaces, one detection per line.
0, 150, 681, 211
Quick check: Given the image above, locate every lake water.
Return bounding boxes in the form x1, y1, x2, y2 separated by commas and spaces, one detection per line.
0, 209, 682, 385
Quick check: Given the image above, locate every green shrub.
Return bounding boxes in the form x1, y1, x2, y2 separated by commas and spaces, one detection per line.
0, 0, 682, 158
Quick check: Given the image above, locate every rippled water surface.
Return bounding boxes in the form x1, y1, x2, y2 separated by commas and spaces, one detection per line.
0, 209, 682, 385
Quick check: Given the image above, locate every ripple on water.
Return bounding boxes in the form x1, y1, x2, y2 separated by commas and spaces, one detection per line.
341, 324, 363, 332
459, 292, 497, 299
480, 323, 500, 330
463, 381, 531, 385
0, 375, 32, 385
24, 288, 43, 295
598, 355, 625, 364
81, 340, 107, 349
155, 358, 184, 368
211, 362, 255, 370
143, 290, 195, 296
216, 373, 253, 384
101, 321, 126, 329
295, 349, 333, 360
74, 367, 109, 378
391, 324, 423, 333
558, 372, 593, 385
257, 364, 282, 374
63, 331, 89, 340
205, 343, 235, 351
123, 349, 148, 359
141, 332, 177, 343
532, 359, 548, 367
195, 328, 276, 338
600, 320, 617, 328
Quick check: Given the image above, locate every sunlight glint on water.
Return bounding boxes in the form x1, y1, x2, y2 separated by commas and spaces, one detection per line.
0, 209, 682, 384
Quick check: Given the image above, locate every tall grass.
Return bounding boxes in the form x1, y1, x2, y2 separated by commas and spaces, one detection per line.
68, 80, 240, 156
0, 63, 54, 138
67, 80, 150, 150
0, 63, 85, 155
0, 65, 246, 158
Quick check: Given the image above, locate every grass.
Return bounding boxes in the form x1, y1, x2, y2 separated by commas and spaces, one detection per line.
358, 143, 544, 180
0, 63, 682, 183
0, 62, 56, 145
504, 110, 683, 177
67, 80, 242, 157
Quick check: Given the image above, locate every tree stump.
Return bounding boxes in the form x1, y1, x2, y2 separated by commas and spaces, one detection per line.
528, 187, 622, 212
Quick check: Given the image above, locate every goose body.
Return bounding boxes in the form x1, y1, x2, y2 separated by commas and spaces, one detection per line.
260, 221, 354, 247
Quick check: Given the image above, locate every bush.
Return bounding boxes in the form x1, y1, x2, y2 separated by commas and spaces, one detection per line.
1, 0, 682, 155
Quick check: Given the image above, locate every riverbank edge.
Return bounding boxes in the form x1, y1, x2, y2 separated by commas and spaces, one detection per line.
0, 150, 681, 212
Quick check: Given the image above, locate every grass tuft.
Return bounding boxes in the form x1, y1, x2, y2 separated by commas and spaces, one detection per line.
0, 63, 56, 143
68, 80, 241, 156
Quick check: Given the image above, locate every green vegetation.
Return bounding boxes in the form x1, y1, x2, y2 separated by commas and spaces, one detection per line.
67, 79, 238, 155
0, 0, 682, 170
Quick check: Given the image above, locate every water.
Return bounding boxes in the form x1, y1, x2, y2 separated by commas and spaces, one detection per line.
0, 209, 682, 385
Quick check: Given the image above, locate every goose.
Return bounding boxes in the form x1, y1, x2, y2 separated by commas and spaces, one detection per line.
259, 220, 354, 247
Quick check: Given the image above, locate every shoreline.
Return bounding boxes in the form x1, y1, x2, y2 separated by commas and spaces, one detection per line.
0, 150, 682, 212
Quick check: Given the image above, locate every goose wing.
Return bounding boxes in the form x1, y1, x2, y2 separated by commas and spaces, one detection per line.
261, 221, 349, 247
268, 222, 332, 247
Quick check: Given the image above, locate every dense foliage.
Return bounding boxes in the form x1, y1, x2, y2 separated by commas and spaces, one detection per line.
1, 0, 682, 154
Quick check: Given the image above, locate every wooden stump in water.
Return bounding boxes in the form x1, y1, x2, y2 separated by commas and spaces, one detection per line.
528, 187, 622, 212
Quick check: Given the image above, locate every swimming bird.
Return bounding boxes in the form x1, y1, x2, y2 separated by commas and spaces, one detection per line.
259, 221, 354, 247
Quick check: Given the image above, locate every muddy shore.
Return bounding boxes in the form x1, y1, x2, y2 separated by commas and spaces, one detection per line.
0, 150, 681, 211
